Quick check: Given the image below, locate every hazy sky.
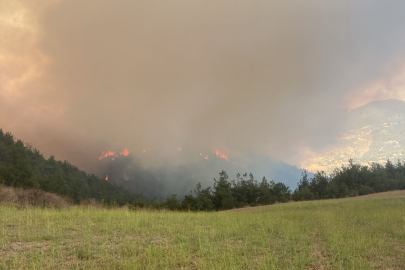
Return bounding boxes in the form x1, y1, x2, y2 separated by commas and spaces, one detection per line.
1, 0, 405, 172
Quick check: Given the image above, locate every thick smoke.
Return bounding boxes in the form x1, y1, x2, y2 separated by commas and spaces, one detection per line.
100, 153, 306, 199
2, 0, 405, 177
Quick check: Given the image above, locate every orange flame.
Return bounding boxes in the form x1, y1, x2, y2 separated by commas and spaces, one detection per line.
215, 149, 229, 161
99, 151, 116, 160
105, 175, 108, 181
120, 149, 129, 156
204, 155, 209, 160
178, 147, 182, 151
99, 149, 129, 160
143, 149, 147, 153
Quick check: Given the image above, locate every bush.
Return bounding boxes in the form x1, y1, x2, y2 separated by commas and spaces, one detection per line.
164, 194, 182, 210
358, 185, 375, 196
292, 187, 314, 201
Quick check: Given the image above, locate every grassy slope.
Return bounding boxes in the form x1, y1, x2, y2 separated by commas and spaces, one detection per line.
1, 194, 405, 269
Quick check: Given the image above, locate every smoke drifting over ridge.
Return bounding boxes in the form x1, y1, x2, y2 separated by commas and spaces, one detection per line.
2, 0, 405, 174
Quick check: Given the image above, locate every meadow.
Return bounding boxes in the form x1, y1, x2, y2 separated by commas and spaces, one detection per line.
1, 193, 405, 269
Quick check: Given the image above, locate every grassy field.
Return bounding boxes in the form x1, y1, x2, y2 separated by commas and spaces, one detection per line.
1, 193, 405, 269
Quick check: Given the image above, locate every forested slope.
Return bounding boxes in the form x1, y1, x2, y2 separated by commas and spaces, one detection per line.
2, 128, 405, 211
0, 129, 137, 205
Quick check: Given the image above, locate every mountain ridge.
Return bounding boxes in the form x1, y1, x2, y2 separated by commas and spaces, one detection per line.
304, 99, 405, 173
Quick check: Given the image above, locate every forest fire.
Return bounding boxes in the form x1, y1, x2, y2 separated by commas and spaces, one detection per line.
99, 147, 232, 163
99, 149, 130, 160
215, 149, 229, 161
105, 175, 108, 181
99, 151, 116, 160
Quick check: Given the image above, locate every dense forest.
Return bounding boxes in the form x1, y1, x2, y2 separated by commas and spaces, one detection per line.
0, 129, 138, 205
1, 129, 405, 210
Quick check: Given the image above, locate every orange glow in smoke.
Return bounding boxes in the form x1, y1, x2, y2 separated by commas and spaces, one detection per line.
178, 147, 182, 151
99, 149, 129, 160
215, 149, 229, 161
143, 149, 147, 153
204, 155, 209, 160
120, 149, 129, 156
99, 151, 116, 160
105, 175, 108, 181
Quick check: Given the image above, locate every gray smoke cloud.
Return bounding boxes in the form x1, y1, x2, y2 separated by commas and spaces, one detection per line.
1, 0, 405, 173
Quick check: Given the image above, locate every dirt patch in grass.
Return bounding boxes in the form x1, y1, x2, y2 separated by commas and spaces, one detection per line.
307, 242, 331, 270
8, 241, 50, 252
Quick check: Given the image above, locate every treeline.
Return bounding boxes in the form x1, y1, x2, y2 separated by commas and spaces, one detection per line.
0, 130, 138, 205
151, 171, 291, 211
293, 159, 405, 201
154, 158, 405, 211
2, 128, 405, 211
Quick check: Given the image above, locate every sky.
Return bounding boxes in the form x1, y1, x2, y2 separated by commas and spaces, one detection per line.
1, 0, 405, 173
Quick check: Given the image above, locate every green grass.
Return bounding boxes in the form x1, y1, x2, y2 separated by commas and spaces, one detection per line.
1, 196, 405, 269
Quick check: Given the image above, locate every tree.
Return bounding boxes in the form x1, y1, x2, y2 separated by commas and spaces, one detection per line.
310, 171, 329, 199
165, 194, 182, 210
213, 170, 234, 210
297, 170, 310, 191
271, 181, 291, 203
257, 177, 271, 204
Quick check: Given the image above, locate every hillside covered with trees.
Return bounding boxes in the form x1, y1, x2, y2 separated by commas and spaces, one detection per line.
0, 129, 137, 205
2, 128, 405, 211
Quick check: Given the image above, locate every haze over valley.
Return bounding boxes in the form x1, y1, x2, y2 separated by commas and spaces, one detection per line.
2, 2, 405, 269
2, 0, 405, 194
304, 99, 405, 174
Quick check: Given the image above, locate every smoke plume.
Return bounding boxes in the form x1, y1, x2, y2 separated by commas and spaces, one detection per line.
2, 0, 405, 176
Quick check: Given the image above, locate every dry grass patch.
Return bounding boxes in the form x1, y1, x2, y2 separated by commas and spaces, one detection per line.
0, 185, 73, 208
